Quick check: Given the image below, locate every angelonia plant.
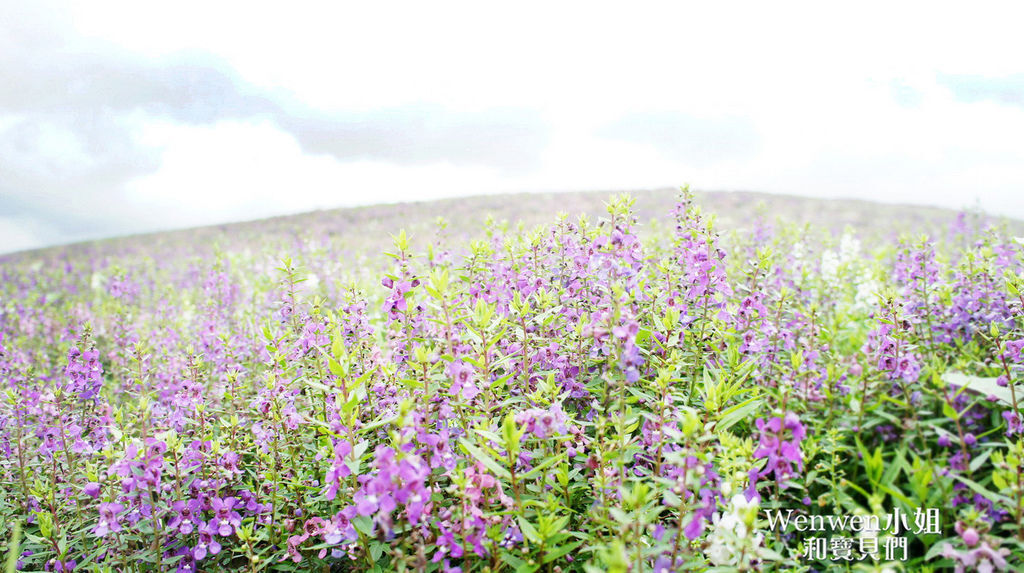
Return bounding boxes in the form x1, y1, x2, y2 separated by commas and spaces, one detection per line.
1, 189, 1023, 572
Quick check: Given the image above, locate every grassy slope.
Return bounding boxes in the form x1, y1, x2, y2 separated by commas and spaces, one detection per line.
2, 189, 1018, 264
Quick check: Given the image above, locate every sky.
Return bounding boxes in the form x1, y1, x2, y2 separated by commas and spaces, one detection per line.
3, 1, 1024, 254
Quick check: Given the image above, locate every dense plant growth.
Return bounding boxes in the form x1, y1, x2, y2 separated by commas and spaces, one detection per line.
1, 191, 1023, 571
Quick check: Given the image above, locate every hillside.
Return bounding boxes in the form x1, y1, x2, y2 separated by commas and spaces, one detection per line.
2, 188, 1024, 571
2, 189, 1014, 265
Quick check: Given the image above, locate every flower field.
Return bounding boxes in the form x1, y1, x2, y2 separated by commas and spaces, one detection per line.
1, 190, 1023, 572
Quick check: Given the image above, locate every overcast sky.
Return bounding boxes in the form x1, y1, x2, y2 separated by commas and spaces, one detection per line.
3, 1, 1024, 254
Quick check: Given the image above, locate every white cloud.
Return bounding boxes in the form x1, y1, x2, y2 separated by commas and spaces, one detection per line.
0, 216, 57, 254
2, 1, 1024, 253
125, 118, 513, 224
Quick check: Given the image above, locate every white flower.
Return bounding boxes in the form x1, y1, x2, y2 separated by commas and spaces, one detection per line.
838, 232, 862, 263
792, 241, 806, 265
821, 251, 841, 285
706, 531, 732, 565
704, 494, 763, 566
821, 231, 863, 289
853, 276, 880, 310
303, 273, 321, 293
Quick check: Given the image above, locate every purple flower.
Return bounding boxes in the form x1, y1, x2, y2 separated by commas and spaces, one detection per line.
193, 522, 222, 561
167, 500, 200, 535
83, 482, 101, 499
64, 343, 103, 401
1004, 411, 1022, 436
1005, 339, 1024, 362
432, 528, 464, 562
752, 412, 805, 489
961, 527, 980, 547
210, 497, 242, 536
93, 503, 124, 536
683, 514, 704, 540
354, 491, 379, 517
328, 507, 358, 543
744, 466, 761, 502
449, 360, 480, 401
515, 404, 570, 439
45, 559, 77, 572
324, 440, 353, 501
941, 541, 1010, 572
146, 438, 167, 458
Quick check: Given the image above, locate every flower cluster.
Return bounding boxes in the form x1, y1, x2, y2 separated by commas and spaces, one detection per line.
751, 412, 806, 493
2, 191, 1023, 571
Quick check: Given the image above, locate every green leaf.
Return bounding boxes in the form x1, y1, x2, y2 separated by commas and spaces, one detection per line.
877, 483, 913, 507
943, 372, 1018, 408
518, 516, 541, 544
352, 440, 370, 460
954, 475, 1015, 507
459, 439, 511, 480
353, 516, 374, 536
515, 562, 541, 573
500, 551, 527, 569
502, 413, 524, 455
542, 541, 583, 564
303, 378, 334, 394
970, 449, 993, 473
941, 401, 959, 421
5, 521, 20, 573
549, 515, 570, 534
471, 428, 502, 444
880, 445, 905, 488
327, 357, 344, 376
359, 415, 397, 435
717, 397, 762, 432
518, 453, 564, 481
